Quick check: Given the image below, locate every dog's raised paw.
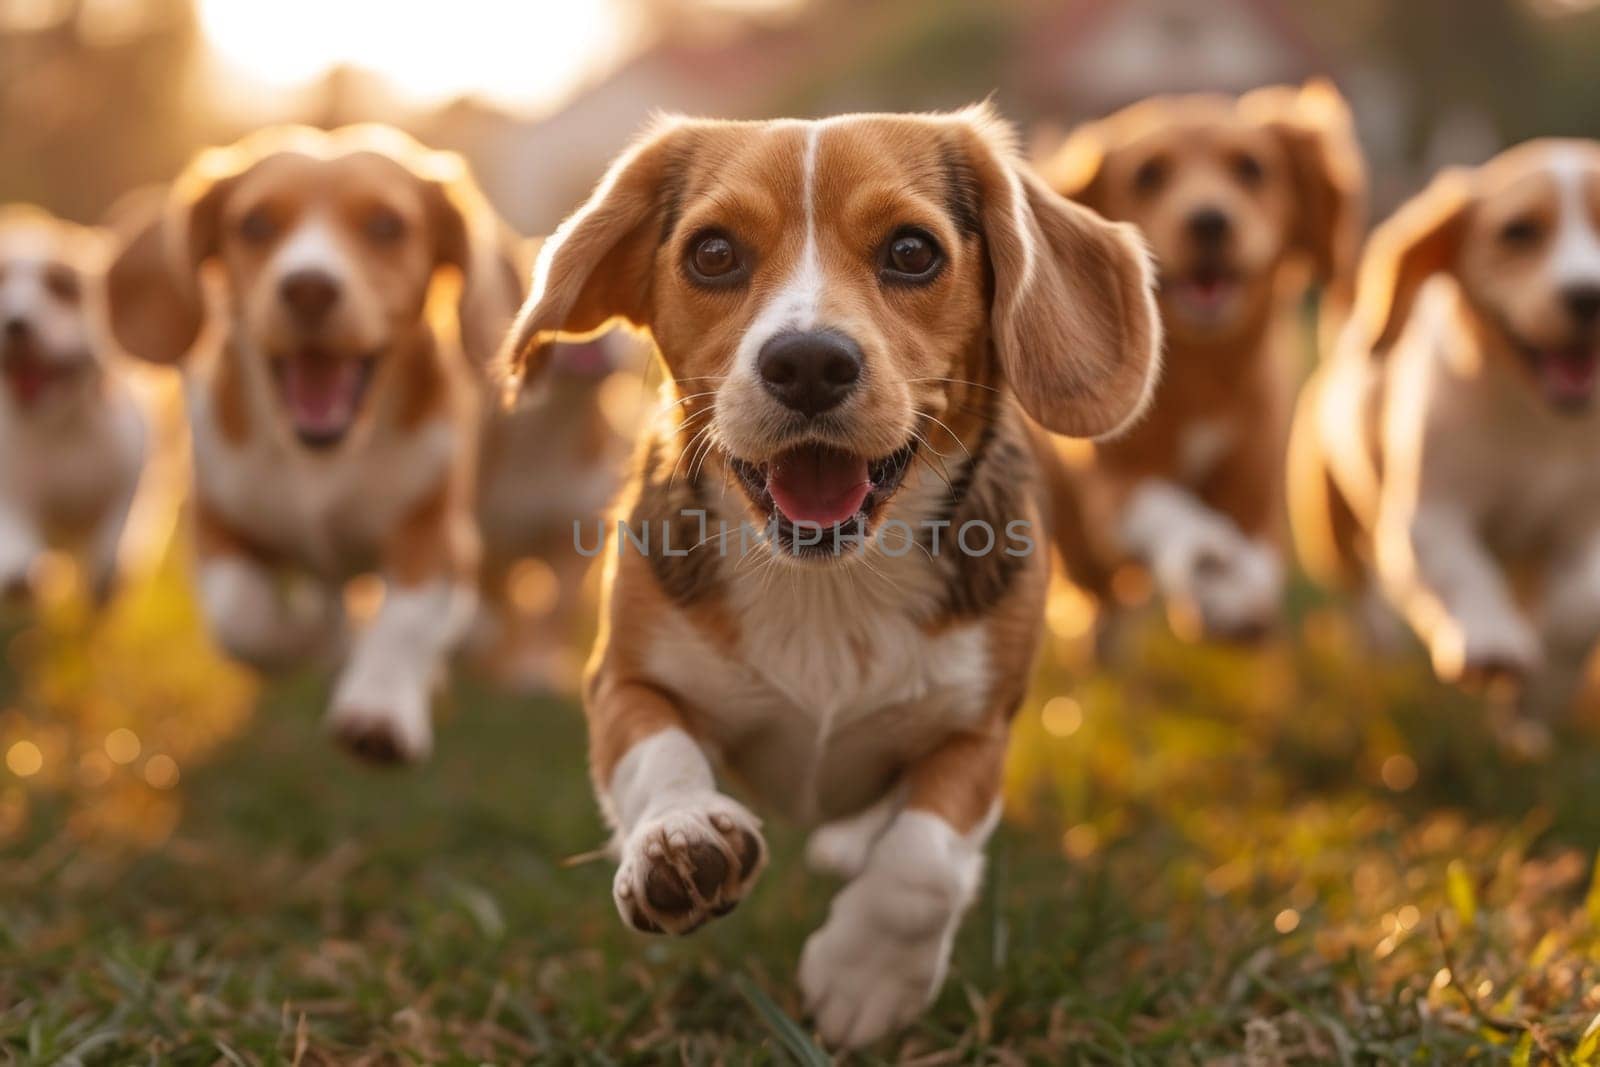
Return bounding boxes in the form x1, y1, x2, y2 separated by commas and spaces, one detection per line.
613, 798, 765, 936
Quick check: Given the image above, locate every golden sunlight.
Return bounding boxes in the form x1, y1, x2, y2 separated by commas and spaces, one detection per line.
196, 0, 637, 114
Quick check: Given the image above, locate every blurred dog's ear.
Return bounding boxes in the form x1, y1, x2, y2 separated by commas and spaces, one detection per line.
1243, 79, 1368, 291
958, 106, 1162, 439
1038, 120, 1109, 212
1352, 168, 1471, 355
496, 117, 692, 395
419, 151, 528, 366
103, 150, 240, 364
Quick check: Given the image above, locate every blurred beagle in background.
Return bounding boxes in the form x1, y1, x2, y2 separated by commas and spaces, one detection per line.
1040, 81, 1365, 641
473, 328, 634, 693
1291, 139, 1600, 715
105, 125, 522, 764
501, 106, 1161, 1048
0, 205, 145, 605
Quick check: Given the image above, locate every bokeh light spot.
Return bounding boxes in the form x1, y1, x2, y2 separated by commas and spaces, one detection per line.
1040, 696, 1084, 738
6, 740, 42, 777
143, 754, 180, 790
105, 728, 141, 765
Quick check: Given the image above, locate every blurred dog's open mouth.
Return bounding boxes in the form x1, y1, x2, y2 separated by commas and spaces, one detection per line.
728, 440, 917, 557
1166, 264, 1241, 322
1518, 340, 1599, 412
2, 345, 80, 409
272, 349, 377, 448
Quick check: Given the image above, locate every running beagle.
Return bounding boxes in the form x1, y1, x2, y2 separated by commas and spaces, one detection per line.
104, 125, 522, 763
1291, 139, 1600, 713
0, 205, 146, 606
501, 106, 1161, 1048
1040, 81, 1365, 640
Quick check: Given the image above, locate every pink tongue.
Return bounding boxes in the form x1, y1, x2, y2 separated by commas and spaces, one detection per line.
1547, 349, 1597, 395
283, 357, 360, 433
5, 361, 47, 407
767, 445, 871, 527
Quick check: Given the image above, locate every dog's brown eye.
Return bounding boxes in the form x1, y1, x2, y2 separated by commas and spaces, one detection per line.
692, 235, 735, 275
365, 207, 405, 243
1231, 152, 1264, 187
238, 207, 277, 245
43, 264, 80, 304
1500, 216, 1543, 248
1133, 156, 1169, 195
685, 231, 745, 287
881, 229, 943, 285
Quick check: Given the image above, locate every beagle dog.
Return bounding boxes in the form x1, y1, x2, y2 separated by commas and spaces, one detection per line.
1039, 81, 1365, 640
1291, 139, 1600, 712
105, 125, 522, 763
0, 205, 146, 605
500, 106, 1161, 1048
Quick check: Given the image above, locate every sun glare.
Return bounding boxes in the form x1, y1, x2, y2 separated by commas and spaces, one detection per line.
196, 0, 636, 115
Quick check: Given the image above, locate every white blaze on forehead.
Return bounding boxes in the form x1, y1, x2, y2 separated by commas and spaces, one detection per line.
733, 123, 826, 376
272, 213, 350, 286
1547, 148, 1600, 287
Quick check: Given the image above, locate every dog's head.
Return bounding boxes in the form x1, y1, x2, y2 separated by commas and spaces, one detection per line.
1353, 139, 1600, 414
1046, 80, 1364, 342
106, 125, 521, 448
0, 205, 109, 414
501, 106, 1161, 562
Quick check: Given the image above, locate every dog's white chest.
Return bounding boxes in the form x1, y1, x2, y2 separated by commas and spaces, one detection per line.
644, 565, 991, 824
0, 387, 142, 526
189, 379, 454, 576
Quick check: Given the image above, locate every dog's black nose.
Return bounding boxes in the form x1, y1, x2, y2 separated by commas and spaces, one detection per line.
279, 270, 341, 325
1563, 283, 1600, 326
2, 316, 29, 341
1187, 208, 1231, 246
757, 329, 862, 416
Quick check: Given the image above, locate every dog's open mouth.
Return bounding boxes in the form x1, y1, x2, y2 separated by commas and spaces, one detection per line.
1167, 264, 1241, 323
1521, 342, 1599, 412
272, 350, 377, 448
2, 346, 79, 409
728, 440, 917, 558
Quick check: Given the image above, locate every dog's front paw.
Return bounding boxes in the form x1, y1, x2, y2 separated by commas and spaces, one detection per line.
1431, 614, 1542, 693
327, 678, 433, 765
799, 869, 958, 1049
614, 796, 765, 935
1176, 537, 1282, 642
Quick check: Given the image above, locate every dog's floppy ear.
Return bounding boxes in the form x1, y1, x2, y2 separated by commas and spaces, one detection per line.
496, 118, 691, 395
1039, 120, 1109, 213
1351, 167, 1471, 355
1242, 79, 1367, 290
958, 108, 1162, 439
103, 150, 241, 364
417, 150, 528, 367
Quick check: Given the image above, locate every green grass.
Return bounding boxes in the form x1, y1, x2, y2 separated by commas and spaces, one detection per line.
6, 559, 1600, 1063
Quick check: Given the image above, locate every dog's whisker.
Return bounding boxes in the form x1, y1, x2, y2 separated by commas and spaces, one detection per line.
667, 422, 718, 490
921, 414, 973, 463
899, 375, 1000, 393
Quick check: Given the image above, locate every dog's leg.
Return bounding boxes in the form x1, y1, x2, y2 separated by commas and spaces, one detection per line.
595, 683, 766, 936
1376, 502, 1540, 688
198, 554, 343, 669
1119, 480, 1282, 641
328, 485, 478, 765
195, 504, 342, 670
0, 502, 43, 601
800, 729, 1003, 1049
